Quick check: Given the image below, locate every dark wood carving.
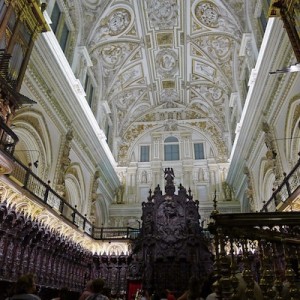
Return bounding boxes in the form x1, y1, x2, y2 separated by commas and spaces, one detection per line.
130, 168, 213, 295
0, 200, 92, 292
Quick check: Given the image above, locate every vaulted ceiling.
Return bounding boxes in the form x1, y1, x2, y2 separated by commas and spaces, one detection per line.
72, 0, 247, 163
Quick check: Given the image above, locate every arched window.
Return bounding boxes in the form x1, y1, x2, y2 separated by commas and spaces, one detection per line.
164, 136, 179, 161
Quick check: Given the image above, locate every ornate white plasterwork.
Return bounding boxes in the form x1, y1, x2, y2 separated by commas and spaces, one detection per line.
92, 8, 132, 43
195, 1, 220, 28
194, 0, 241, 37
155, 49, 178, 77
147, 0, 178, 29
160, 88, 179, 104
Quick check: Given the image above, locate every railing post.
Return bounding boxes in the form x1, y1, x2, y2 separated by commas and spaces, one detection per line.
284, 172, 291, 196
83, 214, 87, 231
24, 166, 31, 189
59, 200, 64, 214
71, 205, 77, 224
91, 222, 95, 238
44, 180, 50, 203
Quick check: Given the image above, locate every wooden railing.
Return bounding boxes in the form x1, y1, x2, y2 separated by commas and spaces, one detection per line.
0, 119, 19, 154
261, 154, 300, 212
0, 121, 139, 241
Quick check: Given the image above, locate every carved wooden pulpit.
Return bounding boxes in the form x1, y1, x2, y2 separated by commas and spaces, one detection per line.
129, 168, 213, 295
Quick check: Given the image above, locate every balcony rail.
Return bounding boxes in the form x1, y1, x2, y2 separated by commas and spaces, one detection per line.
0, 121, 139, 241
260, 153, 300, 212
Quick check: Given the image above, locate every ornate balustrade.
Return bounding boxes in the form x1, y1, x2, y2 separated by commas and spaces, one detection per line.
208, 211, 300, 299
0, 121, 139, 240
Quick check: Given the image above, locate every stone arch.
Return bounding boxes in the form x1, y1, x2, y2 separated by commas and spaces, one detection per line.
90, 193, 108, 227
64, 163, 86, 210
261, 166, 276, 210
285, 95, 300, 166
11, 109, 52, 181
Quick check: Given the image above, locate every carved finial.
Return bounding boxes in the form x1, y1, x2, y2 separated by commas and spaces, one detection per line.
212, 190, 219, 215
188, 187, 193, 200
148, 189, 152, 201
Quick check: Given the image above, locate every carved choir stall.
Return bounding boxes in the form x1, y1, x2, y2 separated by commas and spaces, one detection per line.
129, 168, 213, 296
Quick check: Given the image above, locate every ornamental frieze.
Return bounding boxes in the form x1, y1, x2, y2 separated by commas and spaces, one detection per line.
122, 124, 155, 144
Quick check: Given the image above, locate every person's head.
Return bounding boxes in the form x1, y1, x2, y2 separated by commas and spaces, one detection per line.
85, 280, 93, 292
92, 278, 105, 293
15, 273, 37, 294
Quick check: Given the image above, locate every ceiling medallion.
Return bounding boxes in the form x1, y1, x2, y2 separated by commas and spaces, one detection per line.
107, 9, 131, 36
195, 1, 219, 28
156, 49, 178, 77
147, 0, 178, 29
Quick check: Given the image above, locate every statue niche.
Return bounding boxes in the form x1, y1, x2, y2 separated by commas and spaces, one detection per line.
129, 168, 213, 295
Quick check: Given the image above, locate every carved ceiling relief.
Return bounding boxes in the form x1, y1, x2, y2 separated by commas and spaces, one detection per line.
81, 0, 243, 165
92, 8, 132, 43
155, 49, 178, 77
160, 89, 179, 104
194, 1, 241, 37
195, 1, 220, 28
192, 36, 234, 83
193, 84, 226, 105
100, 43, 134, 68
146, 0, 179, 29
114, 92, 150, 136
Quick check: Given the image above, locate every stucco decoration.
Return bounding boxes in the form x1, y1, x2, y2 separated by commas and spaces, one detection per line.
194, 1, 241, 36
161, 89, 179, 104
108, 9, 131, 36
195, 1, 219, 28
100, 43, 133, 67
164, 119, 178, 131
93, 8, 131, 41
156, 49, 178, 77
147, 0, 178, 29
